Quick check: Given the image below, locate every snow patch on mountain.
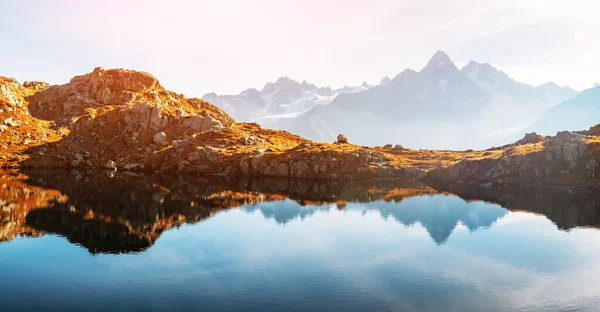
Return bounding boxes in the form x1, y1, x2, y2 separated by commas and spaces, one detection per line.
202, 77, 376, 122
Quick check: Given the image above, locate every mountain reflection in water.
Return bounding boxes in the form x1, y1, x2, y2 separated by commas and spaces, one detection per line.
243, 197, 507, 245
1, 169, 599, 254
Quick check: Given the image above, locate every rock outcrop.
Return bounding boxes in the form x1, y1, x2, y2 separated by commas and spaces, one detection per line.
433, 130, 598, 186
335, 134, 348, 144
515, 132, 544, 145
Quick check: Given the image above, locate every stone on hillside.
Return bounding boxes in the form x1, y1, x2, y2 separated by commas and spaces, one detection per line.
131, 102, 151, 115
173, 140, 185, 148
153, 132, 167, 146
589, 124, 600, 136
124, 163, 141, 170
2, 117, 20, 127
195, 146, 220, 162
384, 144, 393, 148
335, 134, 348, 144
149, 106, 166, 130
176, 108, 187, 118
104, 160, 117, 170
125, 102, 167, 131
238, 135, 266, 145
515, 132, 544, 145
548, 131, 578, 146
70, 67, 164, 104
394, 144, 405, 150
23, 81, 49, 90
181, 114, 224, 132
239, 158, 250, 175
0, 80, 24, 107
293, 142, 311, 150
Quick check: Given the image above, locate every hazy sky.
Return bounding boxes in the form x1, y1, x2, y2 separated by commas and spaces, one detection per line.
1, 0, 599, 96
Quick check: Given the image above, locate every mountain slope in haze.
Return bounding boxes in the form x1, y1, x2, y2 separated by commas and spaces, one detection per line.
264, 51, 577, 149
266, 51, 492, 149
525, 85, 600, 136
202, 77, 373, 122
461, 61, 577, 139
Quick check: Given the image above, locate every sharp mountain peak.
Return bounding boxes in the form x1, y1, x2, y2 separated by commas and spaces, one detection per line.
421, 50, 458, 73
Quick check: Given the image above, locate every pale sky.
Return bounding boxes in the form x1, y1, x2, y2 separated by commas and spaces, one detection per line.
1, 0, 599, 96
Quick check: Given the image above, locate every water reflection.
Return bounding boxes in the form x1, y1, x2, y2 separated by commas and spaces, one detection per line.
355, 197, 507, 244
243, 196, 507, 245
1, 169, 599, 254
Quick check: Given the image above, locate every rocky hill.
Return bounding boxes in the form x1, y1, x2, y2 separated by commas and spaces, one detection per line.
0, 67, 598, 189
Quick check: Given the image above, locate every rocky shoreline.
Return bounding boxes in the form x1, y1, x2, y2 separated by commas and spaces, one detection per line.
1, 68, 598, 189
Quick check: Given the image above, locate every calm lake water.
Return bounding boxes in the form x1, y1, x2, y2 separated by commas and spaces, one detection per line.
1, 170, 600, 311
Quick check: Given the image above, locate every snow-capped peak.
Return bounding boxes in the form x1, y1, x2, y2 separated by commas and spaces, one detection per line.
460, 61, 506, 84
205, 76, 375, 122
300, 80, 318, 91
424, 51, 452, 68
421, 51, 460, 75
461, 61, 496, 74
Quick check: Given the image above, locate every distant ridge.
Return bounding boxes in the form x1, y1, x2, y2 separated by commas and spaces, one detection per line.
261, 51, 577, 149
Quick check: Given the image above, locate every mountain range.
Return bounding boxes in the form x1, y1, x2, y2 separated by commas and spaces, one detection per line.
204, 51, 580, 149
202, 77, 372, 122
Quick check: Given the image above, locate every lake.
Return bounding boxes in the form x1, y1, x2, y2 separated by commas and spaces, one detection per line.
1, 170, 600, 311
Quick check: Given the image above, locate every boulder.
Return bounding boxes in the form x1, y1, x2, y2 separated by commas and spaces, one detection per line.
124, 163, 142, 170
23, 81, 49, 91
238, 135, 266, 145
153, 132, 167, 146
293, 142, 311, 150
176, 108, 187, 118
0, 81, 23, 108
548, 131, 578, 146
181, 114, 223, 132
125, 102, 166, 131
239, 158, 250, 175
104, 160, 117, 170
70, 67, 164, 105
335, 134, 348, 144
2, 117, 20, 127
515, 132, 544, 145
196, 146, 220, 162
589, 124, 600, 136
173, 140, 185, 148
149, 106, 166, 130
